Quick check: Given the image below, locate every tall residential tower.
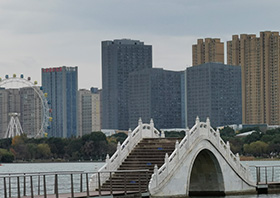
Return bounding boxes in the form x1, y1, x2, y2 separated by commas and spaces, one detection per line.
128, 68, 183, 129
227, 31, 280, 125
192, 38, 224, 66
102, 39, 152, 130
41, 66, 78, 137
186, 63, 242, 128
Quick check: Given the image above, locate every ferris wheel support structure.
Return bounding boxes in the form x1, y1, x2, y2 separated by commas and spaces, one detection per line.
4, 113, 24, 138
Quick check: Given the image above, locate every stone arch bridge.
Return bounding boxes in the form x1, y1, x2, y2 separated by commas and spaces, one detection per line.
92, 118, 256, 197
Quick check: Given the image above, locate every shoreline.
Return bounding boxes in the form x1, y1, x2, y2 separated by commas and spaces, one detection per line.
240, 156, 280, 161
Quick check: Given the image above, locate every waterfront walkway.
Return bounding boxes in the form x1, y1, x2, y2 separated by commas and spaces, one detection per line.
21, 191, 145, 198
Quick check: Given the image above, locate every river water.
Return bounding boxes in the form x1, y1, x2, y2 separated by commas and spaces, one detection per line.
0, 161, 279, 197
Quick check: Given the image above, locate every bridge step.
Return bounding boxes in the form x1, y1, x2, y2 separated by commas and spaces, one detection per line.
100, 138, 181, 192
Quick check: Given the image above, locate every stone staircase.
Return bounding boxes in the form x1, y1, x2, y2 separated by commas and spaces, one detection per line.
100, 138, 180, 192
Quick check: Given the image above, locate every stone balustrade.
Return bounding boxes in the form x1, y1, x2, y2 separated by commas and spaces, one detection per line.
90, 118, 162, 190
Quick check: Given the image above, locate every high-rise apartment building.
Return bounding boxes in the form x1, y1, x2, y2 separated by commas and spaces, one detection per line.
102, 39, 152, 130
42, 66, 78, 137
20, 87, 42, 137
91, 88, 101, 132
128, 68, 183, 129
227, 31, 280, 125
192, 38, 224, 66
186, 63, 242, 128
0, 89, 20, 138
78, 88, 101, 136
0, 87, 42, 138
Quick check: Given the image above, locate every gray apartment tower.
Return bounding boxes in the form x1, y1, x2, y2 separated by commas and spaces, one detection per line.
0, 87, 42, 138
102, 39, 152, 130
128, 68, 183, 129
186, 63, 242, 128
41, 66, 78, 138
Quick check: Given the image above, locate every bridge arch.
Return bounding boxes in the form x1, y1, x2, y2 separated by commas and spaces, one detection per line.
188, 149, 225, 196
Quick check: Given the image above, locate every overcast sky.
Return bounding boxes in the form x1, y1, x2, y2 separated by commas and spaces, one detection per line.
0, 0, 279, 89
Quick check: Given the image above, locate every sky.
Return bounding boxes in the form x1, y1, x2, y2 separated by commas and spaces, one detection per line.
0, 0, 280, 89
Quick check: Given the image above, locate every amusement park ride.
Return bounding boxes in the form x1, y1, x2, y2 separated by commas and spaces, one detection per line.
0, 74, 52, 138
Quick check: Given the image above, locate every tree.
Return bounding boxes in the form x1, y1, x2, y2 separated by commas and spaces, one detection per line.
220, 126, 235, 142
11, 135, 28, 160
244, 132, 262, 144
243, 141, 268, 157
27, 143, 37, 160
164, 131, 185, 138
0, 149, 14, 163
37, 143, 51, 159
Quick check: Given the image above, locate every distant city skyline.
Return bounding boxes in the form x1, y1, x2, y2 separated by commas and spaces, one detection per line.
1, 0, 279, 89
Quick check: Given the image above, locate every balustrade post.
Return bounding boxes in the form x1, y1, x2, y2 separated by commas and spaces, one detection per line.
226, 141, 230, 157
206, 117, 210, 138
256, 167, 260, 184
80, 173, 83, 192
272, 167, 274, 182
24, 173, 26, 196
186, 130, 189, 149
9, 174, 11, 198
30, 176, 34, 198
98, 172, 101, 196
154, 165, 158, 186
38, 175, 40, 195
17, 176, 20, 198
195, 116, 200, 125
86, 173, 89, 198
4, 177, 7, 198
54, 174, 58, 197
71, 174, 74, 198
235, 153, 241, 170
43, 175, 47, 198
175, 141, 179, 160
106, 154, 110, 169
216, 129, 220, 148
150, 118, 154, 138
138, 117, 143, 138
117, 142, 121, 166
265, 167, 267, 184
165, 153, 169, 173
161, 130, 165, 138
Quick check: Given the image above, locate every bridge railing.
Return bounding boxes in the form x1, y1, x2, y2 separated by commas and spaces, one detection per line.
90, 119, 162, 190
149, 117, 255, 192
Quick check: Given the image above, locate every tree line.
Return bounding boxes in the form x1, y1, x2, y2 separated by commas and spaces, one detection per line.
0, 132, 127, 163
219, 127, 280, 158
1, 127, 280, 163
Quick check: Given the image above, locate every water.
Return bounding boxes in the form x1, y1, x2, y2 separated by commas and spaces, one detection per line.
0, 162, 104, 173
0, 162, 105, 197
0, 161, 279, 197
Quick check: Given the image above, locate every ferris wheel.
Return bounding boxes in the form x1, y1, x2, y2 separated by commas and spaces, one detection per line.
0, 74, 52, 138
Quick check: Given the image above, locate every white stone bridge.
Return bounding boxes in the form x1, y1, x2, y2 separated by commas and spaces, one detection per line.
91, 117, 256, 197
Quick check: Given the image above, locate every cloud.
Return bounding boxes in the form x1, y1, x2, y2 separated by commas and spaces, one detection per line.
0, 0, 280, 89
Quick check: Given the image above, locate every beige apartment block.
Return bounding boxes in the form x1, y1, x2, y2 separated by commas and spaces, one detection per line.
227, 31, 280, 125
78, 88, 101, 136
192, 38, 224, 66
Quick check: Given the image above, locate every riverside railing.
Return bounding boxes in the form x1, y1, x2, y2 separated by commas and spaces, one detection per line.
0, 169, 149, 198
250, 165, 280, 185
